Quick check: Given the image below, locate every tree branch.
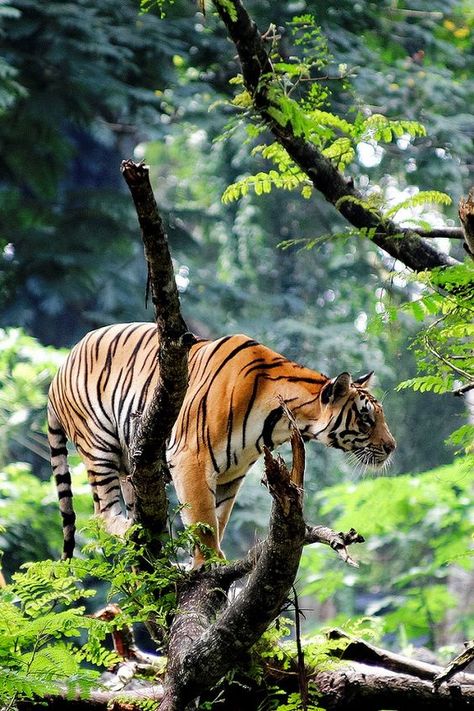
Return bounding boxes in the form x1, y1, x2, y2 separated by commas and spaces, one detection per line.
212, 0, 459, 273
434, 641, 474, 688
120, 160, 195, 552
327, 628, 474, 685
404, 227, 465, 240
160, 426, 307, 710
312, 663, 474, 710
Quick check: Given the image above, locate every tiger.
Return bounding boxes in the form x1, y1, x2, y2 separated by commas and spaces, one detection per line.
47, 322, 396, 564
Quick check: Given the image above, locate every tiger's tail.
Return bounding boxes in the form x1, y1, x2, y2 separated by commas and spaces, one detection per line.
47, 405, 76, 560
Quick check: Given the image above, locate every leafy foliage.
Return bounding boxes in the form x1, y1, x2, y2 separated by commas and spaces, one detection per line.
0, 0, 203, 345
75, 517, 197, 636
0, 519, 206, 707
0, 328, 64, 468
301, 456, 474, 644
384, 191, 452, 219
0, 561, 101, 708
391, 261, 474, 411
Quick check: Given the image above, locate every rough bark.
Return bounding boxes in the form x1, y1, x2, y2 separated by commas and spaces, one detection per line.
160, 429, 307, 710
17, 654, 474, 711
211, 0, 460, 273
120, 160, 195, 550
328, 628, 474, 685
313, 662, 474, 710
434, 641, 474, 688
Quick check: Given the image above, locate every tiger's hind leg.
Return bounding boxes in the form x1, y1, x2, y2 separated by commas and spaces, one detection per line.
81, 450, 131, 539
47, 406, 76, 560
216, 476, 245, 545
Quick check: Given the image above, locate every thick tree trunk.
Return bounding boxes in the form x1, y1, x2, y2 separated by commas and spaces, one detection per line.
160, 434, 307, 710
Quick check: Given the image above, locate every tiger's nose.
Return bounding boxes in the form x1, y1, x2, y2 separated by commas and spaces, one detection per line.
383, 440, 396, 455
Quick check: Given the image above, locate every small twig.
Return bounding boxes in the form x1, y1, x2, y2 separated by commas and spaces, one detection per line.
402, 227, 465, 240
434, 640, 474, 688
327, 628, 474, 685
305, 525, 364, 567
293, 586, 308, 710
423, 334, 473, 383
453, 382, 474, 397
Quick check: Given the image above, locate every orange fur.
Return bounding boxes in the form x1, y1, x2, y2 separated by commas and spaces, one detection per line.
48, 323, 395, 562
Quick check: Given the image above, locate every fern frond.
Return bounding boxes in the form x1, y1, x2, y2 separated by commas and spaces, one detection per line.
360, 114, 426, 143
252, 142, 294, 171
322, 137, 355, 169
335, 194, 382, 218
396, 376, 453, 394
385, 191, 452, 219
308, 109, 355, 136
222, 169, 310, 204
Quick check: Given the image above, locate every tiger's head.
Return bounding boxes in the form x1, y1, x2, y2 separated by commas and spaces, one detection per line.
310, 371, 396, 470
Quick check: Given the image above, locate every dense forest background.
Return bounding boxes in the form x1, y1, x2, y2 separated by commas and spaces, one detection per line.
0, 0, 473, 674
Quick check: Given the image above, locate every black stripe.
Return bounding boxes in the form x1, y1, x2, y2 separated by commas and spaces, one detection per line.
216, 495, 235, 508
206, 339, 258, 391
265, 375, 327, 385
243, 359, 286, 376
241, 376, 261, 449
55, 472, 72, 485
100, 499, 120, 512
50, 446, 68, 458
261, 406, 284, 449
225, 394, 234, 471
57, 490, 72, 500
94, 475, 119, 487
105, 485, 121, 495
207, 427, 220, 473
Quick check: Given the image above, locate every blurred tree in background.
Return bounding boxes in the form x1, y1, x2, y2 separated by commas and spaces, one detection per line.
0, 0, 472, 660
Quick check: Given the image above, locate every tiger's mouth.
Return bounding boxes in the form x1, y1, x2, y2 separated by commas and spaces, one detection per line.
347, 446, 393, 472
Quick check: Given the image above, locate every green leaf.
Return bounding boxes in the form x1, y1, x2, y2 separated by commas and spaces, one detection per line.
385, 191, 452, 219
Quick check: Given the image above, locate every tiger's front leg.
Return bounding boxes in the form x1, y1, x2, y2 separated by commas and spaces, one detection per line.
172, 463, 223, 566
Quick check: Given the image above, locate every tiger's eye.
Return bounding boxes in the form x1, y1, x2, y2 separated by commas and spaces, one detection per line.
359, 414, 374, 431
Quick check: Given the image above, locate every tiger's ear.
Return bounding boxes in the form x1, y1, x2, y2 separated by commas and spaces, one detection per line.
354, 371, 374, 388
321, 372, 352, 405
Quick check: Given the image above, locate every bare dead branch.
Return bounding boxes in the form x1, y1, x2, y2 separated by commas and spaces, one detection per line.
120, 160, 195, 551
328, 628, 449, 681
305, 525, 364, 567
403, 227, 465, 240
453, 382, 474, 397
434, 640, 474, 688
313, 662, 474, 710
278, 398, 306, 490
